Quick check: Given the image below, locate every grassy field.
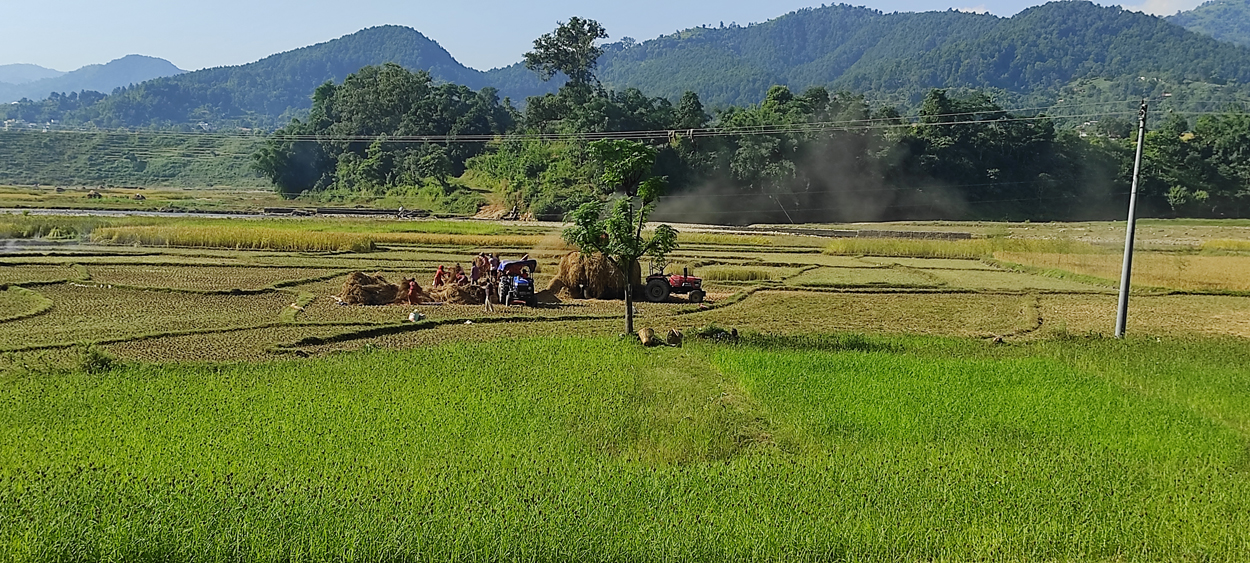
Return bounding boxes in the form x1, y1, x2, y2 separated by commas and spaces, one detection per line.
2, 335, 1249, 560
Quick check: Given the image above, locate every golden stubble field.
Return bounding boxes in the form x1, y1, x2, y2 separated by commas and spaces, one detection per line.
1, 217, 1248, 368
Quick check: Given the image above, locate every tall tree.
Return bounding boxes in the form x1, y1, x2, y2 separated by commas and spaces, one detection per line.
523, 17, 609, 86
562, 140, 678, 335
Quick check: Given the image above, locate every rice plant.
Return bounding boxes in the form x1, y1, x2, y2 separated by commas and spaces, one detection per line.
824, 237, 1101, 259
92, 226, 377, 252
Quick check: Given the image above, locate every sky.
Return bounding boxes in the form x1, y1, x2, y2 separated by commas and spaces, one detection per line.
1, 0, 1205, 72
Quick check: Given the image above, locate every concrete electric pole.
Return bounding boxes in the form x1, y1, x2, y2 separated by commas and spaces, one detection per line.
1115, 100, 1149, 338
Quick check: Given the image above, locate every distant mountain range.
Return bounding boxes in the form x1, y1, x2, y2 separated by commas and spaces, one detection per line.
4, 1, 1250, 128
0, 63, 65, 85
1168, 0, 1250, 47
0, 55, 184, 104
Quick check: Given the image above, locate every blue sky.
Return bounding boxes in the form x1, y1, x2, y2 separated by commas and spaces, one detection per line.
2, 0, 1200, 72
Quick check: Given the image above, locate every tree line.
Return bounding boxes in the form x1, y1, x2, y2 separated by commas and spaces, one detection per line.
253, 18, 1250, 222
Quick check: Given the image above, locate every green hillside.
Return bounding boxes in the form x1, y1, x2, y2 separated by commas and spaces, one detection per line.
3, 26, 489, 129
5, 2, 1250, 128
1169, 0, 1250, 47
0, 130, 266, 187
587, 2, 1250, 108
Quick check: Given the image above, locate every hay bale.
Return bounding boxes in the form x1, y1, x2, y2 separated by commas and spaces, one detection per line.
340, 272, 402, 305
547, 252, 640, 300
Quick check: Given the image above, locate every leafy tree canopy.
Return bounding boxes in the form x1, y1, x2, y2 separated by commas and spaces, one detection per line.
524, 17, 609, 86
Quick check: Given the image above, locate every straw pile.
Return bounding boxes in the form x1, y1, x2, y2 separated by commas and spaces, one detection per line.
341, 272, 403, 305
546, 252, 641, 300
429, 284, 486, 305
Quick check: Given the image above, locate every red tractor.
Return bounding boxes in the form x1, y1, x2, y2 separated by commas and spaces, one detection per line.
644, 266, 705, 303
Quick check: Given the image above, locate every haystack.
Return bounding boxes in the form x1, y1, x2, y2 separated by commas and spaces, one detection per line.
340, 272, 402, 305
430, 283, 485, 305
547, 252, 641, 300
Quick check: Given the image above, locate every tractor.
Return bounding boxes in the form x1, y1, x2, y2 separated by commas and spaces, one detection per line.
643, 263, 705, 303
497, 259, 538, 306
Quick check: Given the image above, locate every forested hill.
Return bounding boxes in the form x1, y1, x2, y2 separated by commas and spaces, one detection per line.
0, 55, 183, 104
23, 26, 487, 128
578, 1, 1250, 107
1169, 0, 1250, 47
8, 1, 1250, 127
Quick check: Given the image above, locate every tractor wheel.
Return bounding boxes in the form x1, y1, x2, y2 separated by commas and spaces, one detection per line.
689, 289, 705, 303
645, 279, 671, 303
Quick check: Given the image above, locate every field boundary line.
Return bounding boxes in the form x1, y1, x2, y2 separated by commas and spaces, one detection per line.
0, 320, 384, 353
274, 313, 624, 349
675, 286, 763, 316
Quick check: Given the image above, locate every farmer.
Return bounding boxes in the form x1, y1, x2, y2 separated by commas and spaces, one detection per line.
483, 279, 496, 312
406, 278, 422, 305
432, 265, 446, 288
489, 253, 501, 281
452, 263, 468, 286
470, 260, 481, 284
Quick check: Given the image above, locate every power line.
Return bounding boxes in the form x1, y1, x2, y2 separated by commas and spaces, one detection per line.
12, 98, 1247, 146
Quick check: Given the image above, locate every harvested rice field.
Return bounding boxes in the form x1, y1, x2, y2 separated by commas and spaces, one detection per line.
0, 263, 84, 284
0, 286, 48, 320
2, 217, 1249, 361
83, 265, 346, 291
694, 291, 1039, 336
1038, 294, 1250, 338
785, 266, 940, 288
0, 285, 292, 351
998, 251, 1250, 291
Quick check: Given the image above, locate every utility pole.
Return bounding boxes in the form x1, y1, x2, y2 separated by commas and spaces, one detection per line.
1115, 100, 1149, 338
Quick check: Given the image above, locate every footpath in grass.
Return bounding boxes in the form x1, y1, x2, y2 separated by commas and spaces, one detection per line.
1, 335, 1249, 561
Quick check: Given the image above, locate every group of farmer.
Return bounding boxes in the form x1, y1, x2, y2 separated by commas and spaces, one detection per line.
420, 253, 531, 311
430, 253, 507, 289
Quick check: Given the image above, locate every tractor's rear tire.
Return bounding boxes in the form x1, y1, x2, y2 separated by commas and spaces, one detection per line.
645, 279, 670, 303
689, 289, 705, 303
